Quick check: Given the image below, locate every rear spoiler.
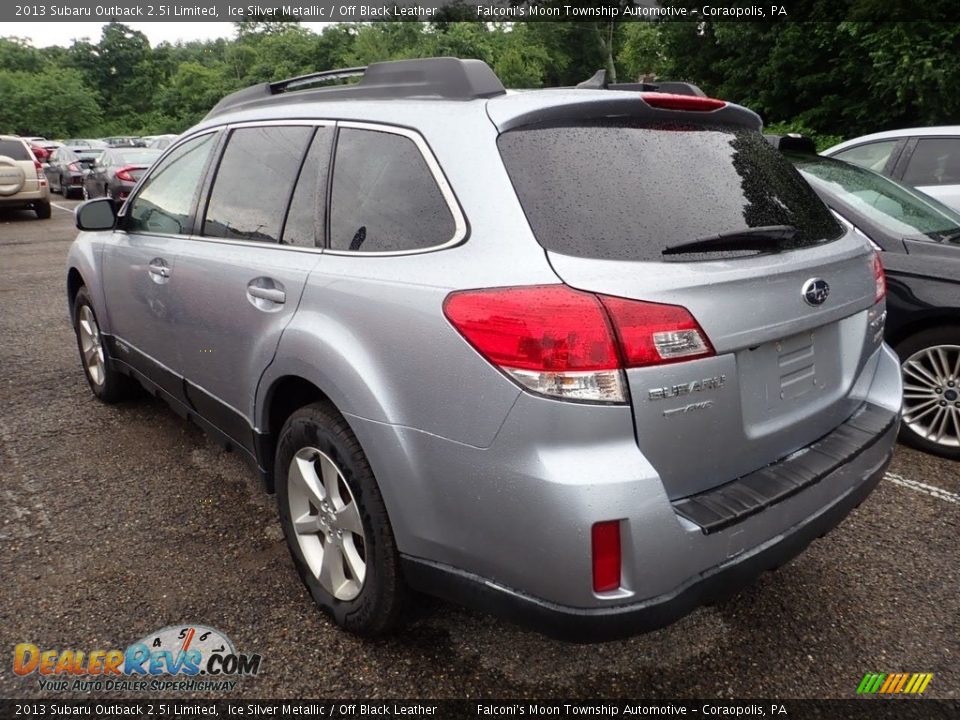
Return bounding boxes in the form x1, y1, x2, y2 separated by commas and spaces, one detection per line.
576, 69, 706, 98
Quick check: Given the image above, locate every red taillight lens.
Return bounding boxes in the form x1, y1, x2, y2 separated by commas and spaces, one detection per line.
600, 296, 715, 367
68, 162, 79, 172
591, 521, 621, 593
443, 285, 714, 402
872, 251, 886, 303
640, 92, 726, 112
443, 286, 620, 372
115, 166, 136, 182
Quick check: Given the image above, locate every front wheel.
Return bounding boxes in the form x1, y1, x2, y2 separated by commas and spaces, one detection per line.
72, 287, 136, 403
896, 327, 960, 459
276, 402, 406, 636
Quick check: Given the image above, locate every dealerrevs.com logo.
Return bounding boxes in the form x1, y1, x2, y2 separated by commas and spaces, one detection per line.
13, 625, 261, 693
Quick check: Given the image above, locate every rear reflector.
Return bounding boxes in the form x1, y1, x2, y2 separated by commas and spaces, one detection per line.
591, 521, 621, 593
872, 251, 886, 303
640, 92, 726, 112
443, 285, 714, 403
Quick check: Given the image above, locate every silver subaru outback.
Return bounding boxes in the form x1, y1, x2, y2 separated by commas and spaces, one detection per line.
67, 58, 901, 641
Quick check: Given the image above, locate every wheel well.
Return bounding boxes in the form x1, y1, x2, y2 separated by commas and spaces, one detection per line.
887, 315, 960, 350
67, 269, 84, 312
260, 376, 330, 491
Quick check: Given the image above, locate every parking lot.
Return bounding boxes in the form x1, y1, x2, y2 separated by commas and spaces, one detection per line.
0, 200, 957, 700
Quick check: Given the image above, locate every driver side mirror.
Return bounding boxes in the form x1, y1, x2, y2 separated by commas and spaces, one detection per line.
76, 198, 117, 231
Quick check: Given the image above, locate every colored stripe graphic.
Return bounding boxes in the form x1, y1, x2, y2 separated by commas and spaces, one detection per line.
858, 672, 933, 695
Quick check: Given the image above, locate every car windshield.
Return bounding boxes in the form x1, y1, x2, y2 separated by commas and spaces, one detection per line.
792, 154, 960, 243
116, 150, 160, 165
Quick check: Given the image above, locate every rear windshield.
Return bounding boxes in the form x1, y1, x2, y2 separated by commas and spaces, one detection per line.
498, 122, 842, 262
0, 139, 31, 161
116, 150, 160, 165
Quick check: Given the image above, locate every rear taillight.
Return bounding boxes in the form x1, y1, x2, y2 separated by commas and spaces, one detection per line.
443, 285, 714, 403
640, 92, 726, 112
115, 166, 136, 182
591, 521, 621, 593
872, 251, 886, 303
68, 162, 79, 172
34, 161, 44, 183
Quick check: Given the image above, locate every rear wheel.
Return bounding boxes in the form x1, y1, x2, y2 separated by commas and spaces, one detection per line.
275, 402, 406, 635
895, 327, 960, 459
72, 287, 136, 403
35, 201, 51, 219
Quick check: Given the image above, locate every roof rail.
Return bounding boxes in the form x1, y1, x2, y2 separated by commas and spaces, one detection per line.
575, 69, 706, 97
205, 57, 506, 119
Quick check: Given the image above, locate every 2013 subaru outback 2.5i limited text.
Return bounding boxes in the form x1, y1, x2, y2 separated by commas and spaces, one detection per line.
67, 58, 901, 641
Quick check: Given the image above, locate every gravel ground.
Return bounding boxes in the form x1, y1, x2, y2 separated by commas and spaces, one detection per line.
0, 200, 957, 701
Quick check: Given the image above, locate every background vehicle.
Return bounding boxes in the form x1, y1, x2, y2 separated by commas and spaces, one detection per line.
82, 147, 161, 201
61, 138, 109, 150
102, 136, 145, 148
45, 147, 103, 198
0, 134, 50, 218
773, 135, 960, 459
145, 134, 178, 150
824, 127, 960, 212
67, 59, 901, 640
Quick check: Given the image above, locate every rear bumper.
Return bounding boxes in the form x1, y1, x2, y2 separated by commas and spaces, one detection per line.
0, 187, 49, 206
402, 413, 896, 642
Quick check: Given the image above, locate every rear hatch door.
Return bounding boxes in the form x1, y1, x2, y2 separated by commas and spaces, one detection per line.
498, 116, 882, 499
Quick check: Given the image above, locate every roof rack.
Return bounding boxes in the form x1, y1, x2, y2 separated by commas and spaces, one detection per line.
205, 57, 506, 118
576, 69, 706, 97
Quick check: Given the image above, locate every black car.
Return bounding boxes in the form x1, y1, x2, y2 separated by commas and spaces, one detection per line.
81, 148, 161, 202
773, 136, 960, 459
44, 147, 103, 199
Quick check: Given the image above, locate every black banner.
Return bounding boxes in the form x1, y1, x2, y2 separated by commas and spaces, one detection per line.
2, 700, 960, 720
4, 0, 959, 24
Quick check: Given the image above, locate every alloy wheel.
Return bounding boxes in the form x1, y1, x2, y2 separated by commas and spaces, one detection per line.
901, 344, 960, 448
287, 447, 367, 601
77, 305, 105, 387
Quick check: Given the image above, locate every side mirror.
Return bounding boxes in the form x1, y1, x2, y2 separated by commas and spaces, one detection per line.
76, 198, 117, 231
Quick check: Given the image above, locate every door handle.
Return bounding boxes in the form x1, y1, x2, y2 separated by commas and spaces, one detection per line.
247, 285, 285, 304
147, 258, 170, 282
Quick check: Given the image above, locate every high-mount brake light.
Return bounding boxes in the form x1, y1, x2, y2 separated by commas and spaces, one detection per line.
443, 286, 715, 403
872, 251, 886, 303
640, 92, 726, 112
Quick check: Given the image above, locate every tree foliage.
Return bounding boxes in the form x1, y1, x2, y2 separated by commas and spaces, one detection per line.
1, 19, 958, 141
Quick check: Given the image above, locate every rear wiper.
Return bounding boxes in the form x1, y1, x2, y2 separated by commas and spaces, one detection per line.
662, 225, 799, 256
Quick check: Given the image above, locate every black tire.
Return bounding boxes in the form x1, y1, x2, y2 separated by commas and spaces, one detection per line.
35, 201, 51, 219
275, 402, 406, 636
894, 326, 960, 460
72, 286, 137, 403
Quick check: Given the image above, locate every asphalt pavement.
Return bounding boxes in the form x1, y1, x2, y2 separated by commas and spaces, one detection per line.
0, 200, 957, 700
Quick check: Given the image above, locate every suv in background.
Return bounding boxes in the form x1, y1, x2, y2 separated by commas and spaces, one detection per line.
824, 127, 960, 212
67, 58, 901, 640
0, 135, 50, 219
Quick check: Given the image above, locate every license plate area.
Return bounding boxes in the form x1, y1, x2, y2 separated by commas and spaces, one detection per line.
738, 323, 842, 423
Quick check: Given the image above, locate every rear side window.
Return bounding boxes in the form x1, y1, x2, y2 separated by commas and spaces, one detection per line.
832, 140, 899, 173
330, 128, 455, 253
0, 139, 31, 161
282, 127, 334, 248
902, 138, 960, 187
204, 126, 313, 243
498, 121, 842, 262
127, 133, 215, 236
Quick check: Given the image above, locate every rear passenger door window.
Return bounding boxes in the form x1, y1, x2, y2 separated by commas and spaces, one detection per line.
203, 125, 313, 243
282, 127, 334, 248
329, 127, 456, 253
832, 140, 899, 174
902, 138, 960, 187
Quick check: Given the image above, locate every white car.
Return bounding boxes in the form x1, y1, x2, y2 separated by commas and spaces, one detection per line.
0, 135, 51, 219
824, 127, 960, 212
